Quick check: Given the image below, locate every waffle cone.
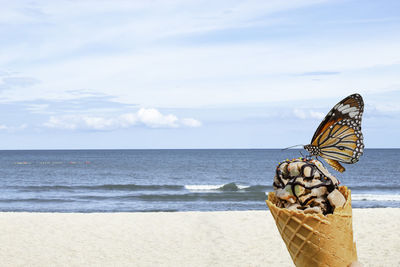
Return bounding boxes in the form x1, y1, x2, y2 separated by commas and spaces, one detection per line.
266, 186, 357, 267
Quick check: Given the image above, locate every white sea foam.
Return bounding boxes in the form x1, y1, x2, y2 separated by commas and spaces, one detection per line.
352, 194, 400, 202
185, 183, 250, 192
185, 185, 223, 191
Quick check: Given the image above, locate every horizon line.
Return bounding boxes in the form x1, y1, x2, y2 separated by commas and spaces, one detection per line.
0, 147, 398, 151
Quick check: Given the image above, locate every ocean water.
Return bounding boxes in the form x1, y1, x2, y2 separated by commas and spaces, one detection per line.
0, 149, 398, 212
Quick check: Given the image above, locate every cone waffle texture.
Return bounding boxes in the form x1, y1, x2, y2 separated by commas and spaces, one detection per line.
266, 186, 357, 267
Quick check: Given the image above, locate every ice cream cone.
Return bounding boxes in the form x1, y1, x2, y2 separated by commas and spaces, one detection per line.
266, 186, 357, 267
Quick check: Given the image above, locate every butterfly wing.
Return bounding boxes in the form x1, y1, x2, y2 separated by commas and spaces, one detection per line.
310, 93, 364, 172
316, 119, 364, 172
310, 93, 364, 144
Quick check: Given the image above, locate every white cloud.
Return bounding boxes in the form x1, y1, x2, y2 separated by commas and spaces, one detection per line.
293, 109, 325, 120
4, 0, 400, 108
25, 104, 51, 114
44, 116, 79, 130
309, 111, 325, 119
0, 124, 28, 132
2, 39, 399, 108
43, 108, 201, 130
136, 108, 178, 128
0, 0, 327, 68
372, 103, 400, 113
0, 76, 40, 89
181, 118, 202, 127
293, 108, 307, 119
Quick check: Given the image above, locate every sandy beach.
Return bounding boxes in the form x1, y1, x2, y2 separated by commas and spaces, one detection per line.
0, 209, 398, 267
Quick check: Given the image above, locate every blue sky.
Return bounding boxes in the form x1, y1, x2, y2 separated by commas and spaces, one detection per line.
0, 0, 399, 149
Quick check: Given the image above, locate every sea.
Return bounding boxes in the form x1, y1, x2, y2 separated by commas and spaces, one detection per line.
0, 149, 398, 212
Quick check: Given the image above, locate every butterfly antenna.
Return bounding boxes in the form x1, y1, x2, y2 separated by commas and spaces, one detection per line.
281, 144, 304, 151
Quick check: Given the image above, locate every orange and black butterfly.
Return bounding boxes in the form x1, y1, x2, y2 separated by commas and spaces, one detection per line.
304, 93, 364, 172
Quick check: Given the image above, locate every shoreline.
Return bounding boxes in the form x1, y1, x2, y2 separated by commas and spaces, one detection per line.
1, 209, 399, 266
0, 206, 398, 213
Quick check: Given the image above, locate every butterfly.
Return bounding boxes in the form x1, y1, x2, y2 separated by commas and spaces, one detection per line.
304, 93, 364, 172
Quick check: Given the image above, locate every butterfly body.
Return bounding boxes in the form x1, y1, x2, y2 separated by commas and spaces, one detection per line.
304, 93, 364, 172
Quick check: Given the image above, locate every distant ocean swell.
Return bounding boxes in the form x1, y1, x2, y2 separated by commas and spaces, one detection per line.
9, 183, 273, 193
1, 149, 398, 212
4, 182, 400, 203
13, 184, 184, 192
351, 194, 400, 202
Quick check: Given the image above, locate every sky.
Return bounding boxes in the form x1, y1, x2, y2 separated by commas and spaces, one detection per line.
0, 0, 399, 149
